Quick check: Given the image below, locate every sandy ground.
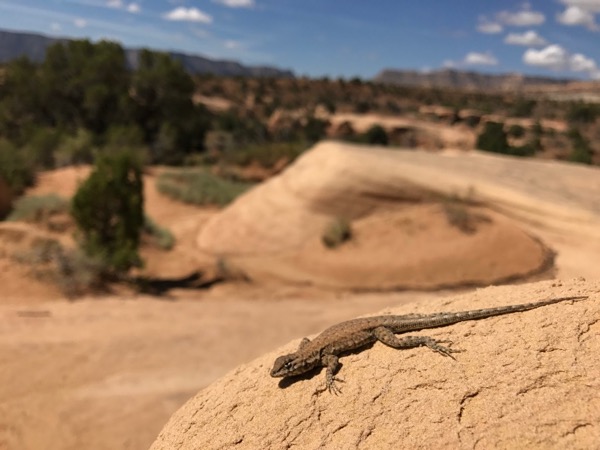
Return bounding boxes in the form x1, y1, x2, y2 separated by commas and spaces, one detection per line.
0, 142, 599, 449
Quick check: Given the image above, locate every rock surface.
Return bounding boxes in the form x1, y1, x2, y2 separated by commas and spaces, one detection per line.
150, 279, 600, 450
197, 142, 557, 289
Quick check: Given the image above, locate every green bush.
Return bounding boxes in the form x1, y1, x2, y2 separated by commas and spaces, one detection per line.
143, 215, 175, 250
229, 142, 306, 168
364, 125, 389, 146
0, 139, 36, 196
476, 122, 510, 154
7, 194, 69, 222
511, 99, 536, 118
567, 102, 600, 124
53, 129, 96, 167
567, 128, 593, 165
322, 217, 352, 248
11, 238, 105, 298
508, 124, 525, 138
71, 151, 144, 274
156, 169, 252, 206
21, 127, 63, 169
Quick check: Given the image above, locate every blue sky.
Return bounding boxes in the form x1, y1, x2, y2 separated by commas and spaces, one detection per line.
0, 1, 599, 79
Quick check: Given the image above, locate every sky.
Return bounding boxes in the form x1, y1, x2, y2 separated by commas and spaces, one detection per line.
0, 0, 599, 80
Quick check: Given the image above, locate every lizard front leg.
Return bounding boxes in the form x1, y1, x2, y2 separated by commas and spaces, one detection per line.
321, 354, 344, 394
374, 327, 461, 358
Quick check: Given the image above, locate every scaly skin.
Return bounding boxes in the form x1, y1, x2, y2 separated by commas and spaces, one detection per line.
270, 295, 588, 394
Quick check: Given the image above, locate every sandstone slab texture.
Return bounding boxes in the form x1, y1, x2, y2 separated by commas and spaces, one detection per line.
151, 279, 600, 450
196, 142, 581, 289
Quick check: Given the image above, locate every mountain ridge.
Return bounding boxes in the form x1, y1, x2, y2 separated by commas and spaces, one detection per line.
0, 28, 294, 78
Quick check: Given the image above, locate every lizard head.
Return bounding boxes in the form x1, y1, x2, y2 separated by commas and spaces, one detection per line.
270, 353, 317, 378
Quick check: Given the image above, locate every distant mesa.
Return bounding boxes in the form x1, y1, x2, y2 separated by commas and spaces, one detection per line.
374, 68, 573, 90
0, 28, 294, 78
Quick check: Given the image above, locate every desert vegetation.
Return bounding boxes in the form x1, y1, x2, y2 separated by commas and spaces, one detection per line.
1, 38, 599, 297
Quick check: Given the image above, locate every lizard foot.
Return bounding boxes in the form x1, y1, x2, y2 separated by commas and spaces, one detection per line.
423, 338, 462, 360
326, 377, 345, 395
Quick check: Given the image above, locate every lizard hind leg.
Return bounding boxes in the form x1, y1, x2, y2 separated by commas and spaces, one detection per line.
373, 327, 461, 359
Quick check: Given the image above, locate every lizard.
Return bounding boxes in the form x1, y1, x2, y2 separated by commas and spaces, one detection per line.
270, 295, 588, 394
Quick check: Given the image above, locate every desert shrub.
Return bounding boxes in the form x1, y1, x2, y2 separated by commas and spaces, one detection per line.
21, 127, 63, 169
442, 201, 490, 234
508, 124, 525, 138
156, 169, 252, 206
143, 215, 175, 250
322, 217, 352, 248
567, 102, 600, 124
354, 100, 371, 113
567, 128, 593, 165
364, 125, 389, 146
11, 238, 105, 298
509, 143, 537, 157
53, 128, 96, 167
511, 99, 536, 118
7, 194, 69, 222
71, 151, 144, 275
229, 141, 306, 168
476, 122, 510, 154
53, 248, 107, 297
302, 117, 329, 143
0, 139, 36, 196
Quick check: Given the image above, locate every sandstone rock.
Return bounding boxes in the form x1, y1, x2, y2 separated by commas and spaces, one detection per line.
151, 279, 600, 450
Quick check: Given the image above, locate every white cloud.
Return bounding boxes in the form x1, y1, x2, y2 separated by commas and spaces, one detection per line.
213, 0, 255, 7
224, 40, 241, 49
464, 52, 498, 66
442, 59, 457, 69
50, 22, 62, 32
164, 7, 213, 23
560, 0, 600, 13
523, 45, 568, 69
523, 44, 599, 77
496, 2, 546, 27
477, 21, 503, 34
497, 9, 545, 26
105, 0, 140, 14
504, 30, 547, 46
570, 53, 597, 72
556, 5, 598, 29
443, 51, 499, 68
74, 18, 87, 28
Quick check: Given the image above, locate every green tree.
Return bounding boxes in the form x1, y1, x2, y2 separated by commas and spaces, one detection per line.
0, 139, 36, 196
476, 122, 510, 154
39, 40, 130, 134
130, 50, 208, 162
0, 57, 42, 142
71, 151, 144, 274
567, 102, 599, 125
567, 128, 593, 165
508, 124, 525, 138
364, 124, 389, 146
511, 99, 536, 118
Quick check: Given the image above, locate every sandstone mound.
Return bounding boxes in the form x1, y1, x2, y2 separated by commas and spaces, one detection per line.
150, 279, 600, 450
197, 141, 552, 289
